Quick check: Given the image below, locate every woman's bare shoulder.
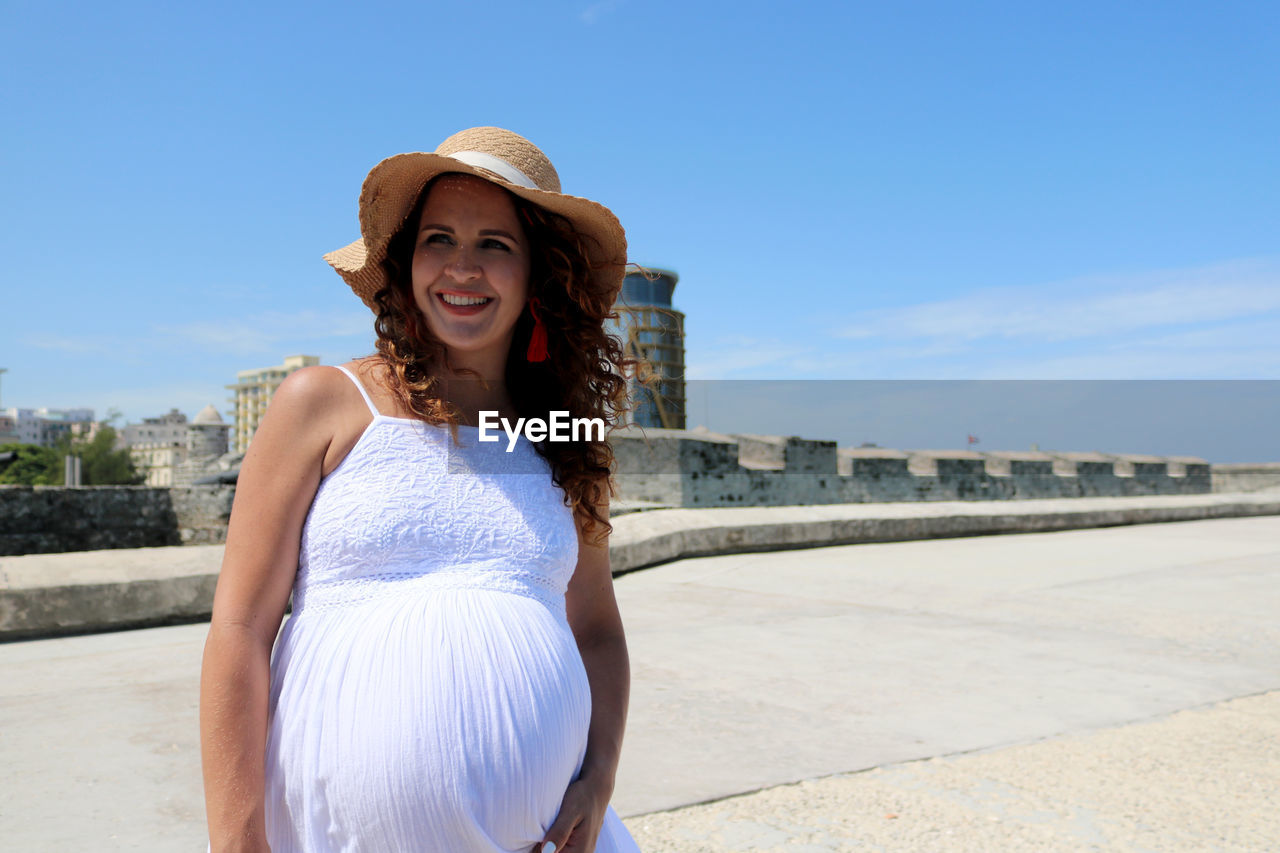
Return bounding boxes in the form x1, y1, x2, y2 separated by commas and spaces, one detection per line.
272, 363, 360, 412
245, 358, 373, 468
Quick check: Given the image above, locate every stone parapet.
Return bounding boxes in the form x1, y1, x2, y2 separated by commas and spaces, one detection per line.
3, 492, 1278, 641
612, 429, 1217, 508
0, 485, 233, 557
1212, 463, 1280, 493
0, 427, 1252, 557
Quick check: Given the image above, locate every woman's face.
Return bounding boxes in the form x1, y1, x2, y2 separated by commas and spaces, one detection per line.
410, 174, 531, 371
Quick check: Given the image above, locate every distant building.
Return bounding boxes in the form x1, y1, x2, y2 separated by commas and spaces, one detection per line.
0, 407, 95, 447
609, 267, 686, 429
187, 404, 231, 459
176, 404, 233, 486
227, 354, 320, 452
121, 409, 189, 449
122, 409, 189, 487
122, 405, 231, 486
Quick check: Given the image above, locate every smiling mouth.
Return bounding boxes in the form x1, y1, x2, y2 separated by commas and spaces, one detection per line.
439, 293, 493, 307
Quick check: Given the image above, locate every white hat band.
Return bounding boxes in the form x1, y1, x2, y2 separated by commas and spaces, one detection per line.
447, 150, 539, 190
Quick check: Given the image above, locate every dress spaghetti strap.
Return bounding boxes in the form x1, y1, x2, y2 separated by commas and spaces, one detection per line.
331, 365, 381, 418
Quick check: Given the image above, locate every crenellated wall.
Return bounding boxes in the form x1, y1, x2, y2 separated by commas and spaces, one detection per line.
0, 428, 1249, 556
610, 427, 1213, 507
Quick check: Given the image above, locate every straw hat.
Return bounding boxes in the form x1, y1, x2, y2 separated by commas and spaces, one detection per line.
324, 127, 627, 312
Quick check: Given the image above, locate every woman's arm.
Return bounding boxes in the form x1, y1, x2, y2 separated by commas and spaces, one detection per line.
199, 367, 349, 852
542, 490, 630, 853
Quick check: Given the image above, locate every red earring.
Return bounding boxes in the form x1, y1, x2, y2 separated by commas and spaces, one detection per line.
526, 298, 548, 362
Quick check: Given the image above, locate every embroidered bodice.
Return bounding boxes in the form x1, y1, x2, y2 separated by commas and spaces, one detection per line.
290, 366, 579, 617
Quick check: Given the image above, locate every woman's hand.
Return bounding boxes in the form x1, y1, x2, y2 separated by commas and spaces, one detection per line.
539, 772, 613, 852
546, 484, 630, 853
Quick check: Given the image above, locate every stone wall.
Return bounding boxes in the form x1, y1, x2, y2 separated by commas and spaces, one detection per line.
0, 427, 1250, 556
1211, 463, 1280, 494
610, 427, 1213, 508
0, 485, 233, 557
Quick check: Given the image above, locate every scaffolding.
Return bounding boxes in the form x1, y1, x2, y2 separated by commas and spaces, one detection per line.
618, 304, 686, 429
612, 268, 686, 430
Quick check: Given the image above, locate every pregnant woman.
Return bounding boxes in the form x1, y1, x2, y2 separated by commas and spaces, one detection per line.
200, 126, 639, 853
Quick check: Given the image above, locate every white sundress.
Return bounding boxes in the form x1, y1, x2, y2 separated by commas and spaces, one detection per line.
257, 365, 640, 852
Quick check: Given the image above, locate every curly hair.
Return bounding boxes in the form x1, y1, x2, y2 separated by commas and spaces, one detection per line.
371, 175, 632, 542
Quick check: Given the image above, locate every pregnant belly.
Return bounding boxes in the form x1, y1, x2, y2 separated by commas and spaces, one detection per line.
265, 588, 592, 853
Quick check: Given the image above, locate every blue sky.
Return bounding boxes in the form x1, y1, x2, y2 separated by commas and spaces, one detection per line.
2, 0, 1277, 457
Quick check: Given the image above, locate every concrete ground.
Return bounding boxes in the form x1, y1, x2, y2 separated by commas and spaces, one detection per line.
1, 515, 1277, 850
628, 691, 1280, 851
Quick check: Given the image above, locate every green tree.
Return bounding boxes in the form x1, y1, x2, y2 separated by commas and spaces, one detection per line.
55, 425, 144, 485
0, 443, 62, 485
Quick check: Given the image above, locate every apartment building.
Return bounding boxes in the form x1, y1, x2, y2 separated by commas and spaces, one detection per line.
0, 407, 96, 447
227, 355, 320, 453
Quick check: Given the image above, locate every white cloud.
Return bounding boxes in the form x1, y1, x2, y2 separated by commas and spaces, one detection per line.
154, 310, 372, 356
23, 333, 118, 356
686, 336, 815, 379
965, 318, 1280, 379
22, 310, 372, 361
29, 383, 231, 425
838, 258, 1280, 344
805, 257, 1280, 379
